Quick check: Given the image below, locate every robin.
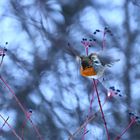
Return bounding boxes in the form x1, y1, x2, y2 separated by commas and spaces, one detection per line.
66, 43, 119, 79
79, 52, 120, 79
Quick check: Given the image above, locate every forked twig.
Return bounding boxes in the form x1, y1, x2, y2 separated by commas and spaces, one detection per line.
0, 116, 9, 131
68, 93, 111, 140
115, 118, 136, 140
68, 112, 97, 140
0, 114, 22, 140
115, 112, 140, 140
0, 76, 43, 140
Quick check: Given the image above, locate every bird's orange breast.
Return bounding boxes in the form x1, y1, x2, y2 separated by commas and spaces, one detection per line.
80, 67, 97, 77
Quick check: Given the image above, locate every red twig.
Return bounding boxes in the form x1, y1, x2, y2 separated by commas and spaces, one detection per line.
102, 31, 106, 50
82, 85, 100, 140
21, 119, 26, 140
0, 116, 9, 131
102, 27, 113, 50
93, 79, 110, 140
21, 110, 32, 140
85, 47, 88, 56
0, 76, 26, 114
0, 54, 5, 68
0, 116, 9, 136
0, 75, 43, 140
0, 114, 22, 140
82, 85, 101, 140
115, 118, 136, 140
0, 47, 7, 69
69, 93, 111, 140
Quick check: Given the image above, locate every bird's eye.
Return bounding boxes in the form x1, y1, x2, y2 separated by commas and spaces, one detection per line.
91, 56, 96, 60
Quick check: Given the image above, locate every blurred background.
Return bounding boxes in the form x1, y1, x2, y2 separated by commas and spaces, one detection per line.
0, 0, 140, 139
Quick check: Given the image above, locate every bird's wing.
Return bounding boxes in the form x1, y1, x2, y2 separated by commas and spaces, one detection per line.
97, 49, 120, 66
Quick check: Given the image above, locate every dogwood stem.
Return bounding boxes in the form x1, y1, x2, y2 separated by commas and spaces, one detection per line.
93, 79, 110, 140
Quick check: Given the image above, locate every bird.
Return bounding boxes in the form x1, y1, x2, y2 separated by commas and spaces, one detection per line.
66, 43, 120, 79
79, 51, 120, 79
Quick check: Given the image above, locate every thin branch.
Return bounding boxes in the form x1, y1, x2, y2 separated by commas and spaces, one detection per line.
68, 94, 110, 140
0, 75, 43, 140
115, 118, 136, 140
0, 116, 9, 137
93, 79, 110, 140
0, 114, 22, 140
